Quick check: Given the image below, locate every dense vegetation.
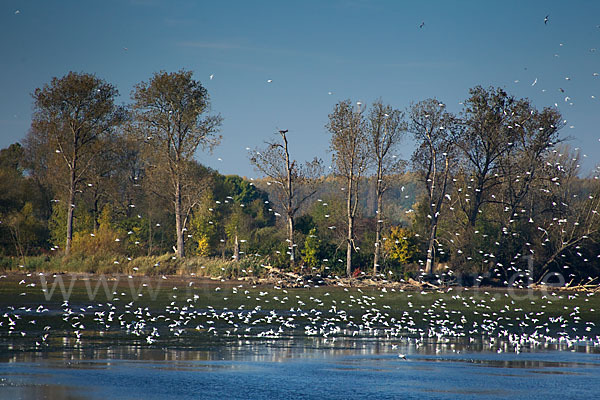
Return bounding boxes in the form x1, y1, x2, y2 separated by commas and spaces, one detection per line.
1, 71, 599, 285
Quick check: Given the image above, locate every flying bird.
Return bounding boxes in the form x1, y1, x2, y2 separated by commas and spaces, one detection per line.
210, 74, 214, 80
419, 21, 425, 28
544, 15, 548, 25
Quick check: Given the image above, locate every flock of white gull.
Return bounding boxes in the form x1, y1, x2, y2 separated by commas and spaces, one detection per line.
1, 272, 599, 358
2, 14, 600, 359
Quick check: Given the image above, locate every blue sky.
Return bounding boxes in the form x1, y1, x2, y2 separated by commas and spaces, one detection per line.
1, 0, 599, 175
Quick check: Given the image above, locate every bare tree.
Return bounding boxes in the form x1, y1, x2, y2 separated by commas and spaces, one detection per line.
533, 147, 600, 281
491, 105, 563, 277
453, 88, 564, 276
28, 72, 124, 254
131, 70, 222, 258
250, 130, 323, 268
409, 99, 459, 275
367, 101, 407, 274
457, 86, 522, 227
327, 100, 370, 277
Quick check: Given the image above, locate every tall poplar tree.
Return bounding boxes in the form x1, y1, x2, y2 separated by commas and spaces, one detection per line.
131, 70, 222, 258
366, 101, 407, 274
327, 100, 370, 277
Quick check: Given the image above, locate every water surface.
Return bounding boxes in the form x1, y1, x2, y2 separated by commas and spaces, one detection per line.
1, 274, 599, 399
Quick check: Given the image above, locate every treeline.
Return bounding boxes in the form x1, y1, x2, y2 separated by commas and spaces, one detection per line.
1, 70, 599, 284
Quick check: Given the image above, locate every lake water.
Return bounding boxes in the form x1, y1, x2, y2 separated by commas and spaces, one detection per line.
1, 340, 600, 399
1, 274, 600, 399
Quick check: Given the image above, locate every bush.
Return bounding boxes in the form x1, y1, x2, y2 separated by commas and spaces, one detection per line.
302, 227, 320, 268
383, 226, 419, 265
71, 205, 126, 257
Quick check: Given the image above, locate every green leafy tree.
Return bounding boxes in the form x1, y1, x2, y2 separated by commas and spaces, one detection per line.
28, 72, 125, 254
71, 204, 125, 256
5, 202, 47, 262
0, 143, 51, 254
131, 70, 222, 258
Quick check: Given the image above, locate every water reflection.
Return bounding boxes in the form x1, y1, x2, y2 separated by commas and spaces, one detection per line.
0, 383, 89, 400
3, 336, 600, 365
1, 338, 600, 400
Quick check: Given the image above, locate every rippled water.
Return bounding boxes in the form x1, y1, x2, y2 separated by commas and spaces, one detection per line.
1, 275, 600, 399
1, 339, 600, 400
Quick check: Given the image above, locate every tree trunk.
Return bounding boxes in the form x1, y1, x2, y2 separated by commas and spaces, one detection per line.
282, 130, 295, 269
92, 194, 99, 233
65, 168, 75, 255
347, 214, 354, 278
147, 216, 153, 256
469, 175, 486, 226
346, 176, 354, 278
233, 234, 239, 261
175, 180, 185, 258
287, 215, 295, 268
425, 219, 438, 275
373, 191, 383, 275
8, 223, 25, 265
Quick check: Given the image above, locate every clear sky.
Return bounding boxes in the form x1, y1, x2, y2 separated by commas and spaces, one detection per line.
1, 0, 599, 176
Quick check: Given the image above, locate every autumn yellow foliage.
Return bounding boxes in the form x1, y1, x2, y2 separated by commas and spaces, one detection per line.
383, 226, 418, 264
195, 235, 210, 257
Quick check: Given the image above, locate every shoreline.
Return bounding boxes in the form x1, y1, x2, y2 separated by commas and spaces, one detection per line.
2, 270, 598, 293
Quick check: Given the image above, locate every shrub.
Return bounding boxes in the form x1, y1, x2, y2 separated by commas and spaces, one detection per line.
302, 227, 321, 269
383, 226, 419, 264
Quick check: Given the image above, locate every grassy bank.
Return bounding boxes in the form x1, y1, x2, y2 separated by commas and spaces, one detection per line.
0, 253, 269, 279
3, 254, 599, 293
